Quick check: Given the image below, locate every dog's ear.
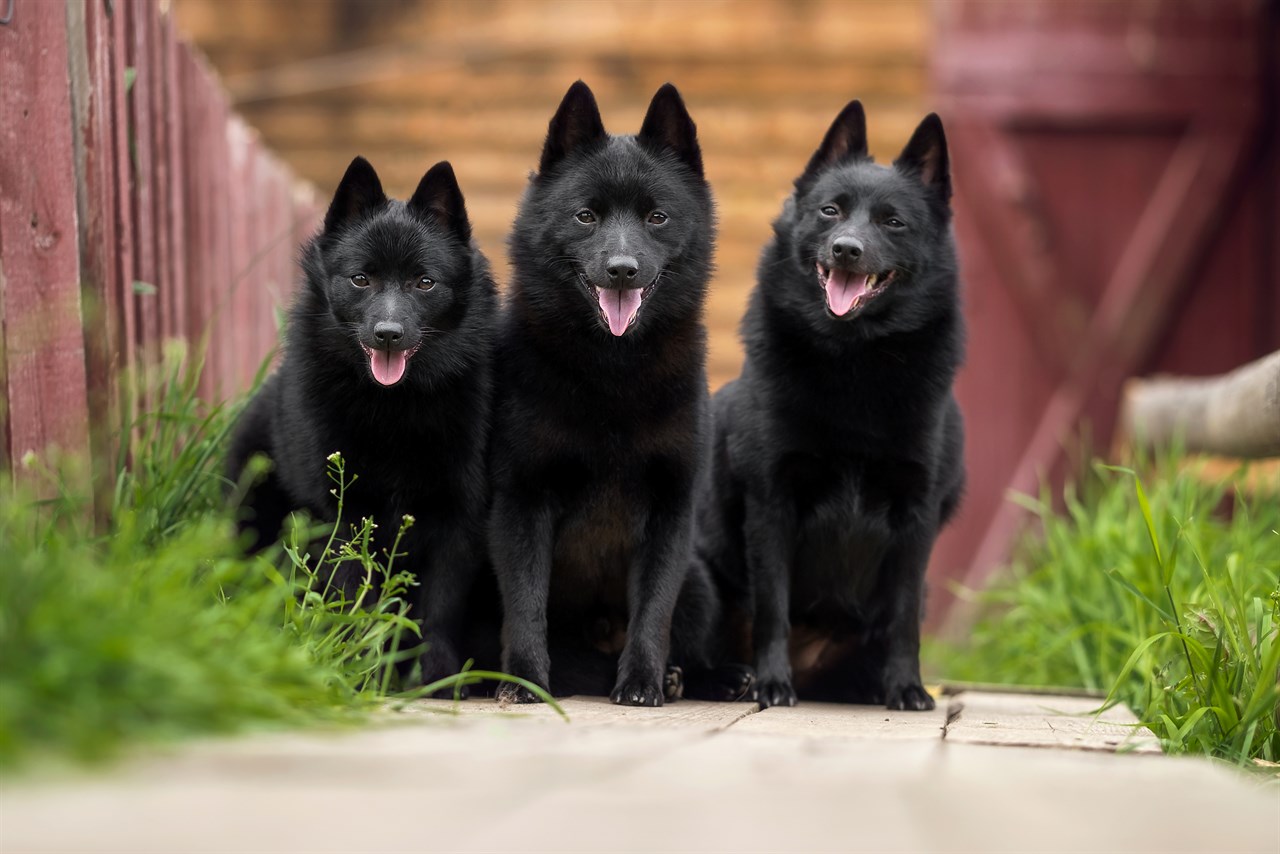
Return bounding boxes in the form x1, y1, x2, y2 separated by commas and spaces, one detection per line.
895, 113, 951, 202
638, 83, 703, 177
539, 80, 607, 175
324, 156, 387, 233
408, 161, 472, 243
798, 100, 868, 188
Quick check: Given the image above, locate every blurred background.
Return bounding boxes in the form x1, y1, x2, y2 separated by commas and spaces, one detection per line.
170, 0, 933, 389
169, 0, 1278, 616
2, 0, 1276, 621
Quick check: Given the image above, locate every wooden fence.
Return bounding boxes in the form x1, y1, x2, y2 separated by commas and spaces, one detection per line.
0, 0, 316, 481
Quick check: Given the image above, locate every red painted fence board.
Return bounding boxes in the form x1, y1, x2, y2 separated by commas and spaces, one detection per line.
1, 0, 316, 492
0, 0, 92, 479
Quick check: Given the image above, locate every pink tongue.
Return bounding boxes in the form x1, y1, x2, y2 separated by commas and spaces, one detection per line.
597, 288, 643, 336
824, 269, 870, 316
369, 349, 408, 386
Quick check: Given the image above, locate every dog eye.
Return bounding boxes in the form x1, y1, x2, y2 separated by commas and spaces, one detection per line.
575, 209, 596, 224
647, 211, 669, 225
417, 277, 435, 291
350, 274, 369, 288
820, 205, 840, 218
885, 217, 906, 229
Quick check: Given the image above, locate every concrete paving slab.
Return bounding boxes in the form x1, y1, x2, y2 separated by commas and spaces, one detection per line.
729, 700, 948, 740
402, 695, 760, 732
471, 732, 1277, 853
0, 717, 703, 854
946, 691, 1162, 753
1, 693, 1270, 854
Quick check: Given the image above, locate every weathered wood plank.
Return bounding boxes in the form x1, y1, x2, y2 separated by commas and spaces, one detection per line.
68, 0, 127, 495
204, 75, 233, 399
160, 8, 188, 347
0, 0, 92, 476
142, 0, 172, 353
226, 116, 251, 392
127, 0, 159, 379
110, 0, 137, 393
258, 153, 292, 373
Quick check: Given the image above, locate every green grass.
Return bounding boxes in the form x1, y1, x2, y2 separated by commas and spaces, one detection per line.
926, 457, 1280, 764
0, 347, 554, 769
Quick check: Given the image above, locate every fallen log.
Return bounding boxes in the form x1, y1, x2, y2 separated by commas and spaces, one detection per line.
1118, 350, 1280, 459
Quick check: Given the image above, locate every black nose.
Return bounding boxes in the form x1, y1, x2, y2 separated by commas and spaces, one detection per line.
832, 237, 863, 260
373, 321, 403, 347
606, 256, 639, 283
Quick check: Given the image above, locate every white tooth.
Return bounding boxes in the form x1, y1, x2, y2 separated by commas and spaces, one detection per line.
868, 273, 877, 287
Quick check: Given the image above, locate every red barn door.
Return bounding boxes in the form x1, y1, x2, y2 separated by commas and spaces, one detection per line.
929, 0, 1279, 625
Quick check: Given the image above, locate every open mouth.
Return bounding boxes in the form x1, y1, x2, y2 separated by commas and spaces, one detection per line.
815, 264, 895, 317
360, 342, 421, 386
586, 279, 658, 337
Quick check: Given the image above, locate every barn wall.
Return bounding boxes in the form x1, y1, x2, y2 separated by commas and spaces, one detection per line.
171, 0, 932, 388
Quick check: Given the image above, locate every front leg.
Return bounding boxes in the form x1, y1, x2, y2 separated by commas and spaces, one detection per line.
877, 523, 936, 711
611, 500, 693, 707
744, 491, 798, 709
490, 488, 554, 704
414, 516, 483, 698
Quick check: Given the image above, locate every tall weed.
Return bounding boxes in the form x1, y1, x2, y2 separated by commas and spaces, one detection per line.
0, 348, 552, 769
927, 458, 1279, 763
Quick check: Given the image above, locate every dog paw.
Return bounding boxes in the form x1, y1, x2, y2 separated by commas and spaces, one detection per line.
885, 682, 935, 711
664, 665, 685, 702
716, 664, 757, 702
610, 677, 665, 707
754, 678, 797, 710
496, 682, 544, 705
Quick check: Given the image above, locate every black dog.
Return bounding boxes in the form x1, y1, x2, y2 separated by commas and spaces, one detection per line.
226, 156, 496, 691
489, 81, 745, 706
697, 102, 965, 710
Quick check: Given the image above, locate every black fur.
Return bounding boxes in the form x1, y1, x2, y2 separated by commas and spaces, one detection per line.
226, 156, 497, 693
489, 82, 745, 706
697, 103, 966, 710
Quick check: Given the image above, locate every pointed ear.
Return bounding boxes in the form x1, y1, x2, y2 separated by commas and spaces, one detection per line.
798, 100, 868, 188
894, 113, 951, 201
324, 156, 387, 233
408, 161, 471, 243
539, 80, 607, 175
638, 83, 703, 177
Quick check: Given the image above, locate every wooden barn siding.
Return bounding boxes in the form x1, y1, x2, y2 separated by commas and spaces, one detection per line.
0, 0, 318, 492
171, 0, 932, 390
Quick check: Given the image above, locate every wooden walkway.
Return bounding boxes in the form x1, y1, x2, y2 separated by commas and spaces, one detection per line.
2, 692, 1276, 853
